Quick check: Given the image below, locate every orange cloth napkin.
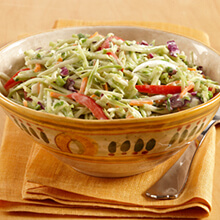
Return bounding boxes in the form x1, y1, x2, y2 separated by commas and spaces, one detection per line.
0, 20, 217, 219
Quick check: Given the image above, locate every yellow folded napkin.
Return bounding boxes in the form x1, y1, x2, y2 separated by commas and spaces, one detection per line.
0, 20, 217, 219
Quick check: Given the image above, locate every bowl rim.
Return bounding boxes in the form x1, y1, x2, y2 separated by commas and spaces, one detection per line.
0, 25, 220, 127
1, 91, 220, 126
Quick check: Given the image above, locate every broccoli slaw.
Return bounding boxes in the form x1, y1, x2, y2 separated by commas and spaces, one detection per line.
0, 32, 220, 120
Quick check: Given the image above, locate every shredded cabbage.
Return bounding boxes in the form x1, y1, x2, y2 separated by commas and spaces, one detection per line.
1, 32, 219, 120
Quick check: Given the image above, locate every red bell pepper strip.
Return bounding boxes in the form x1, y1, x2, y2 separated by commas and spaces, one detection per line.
135, 84, 182, 95
99, 36, 124, 50
4, 68, 30, 90
106, 51, 119, 60
66, 93, 109, 120
106, 51, 123, 70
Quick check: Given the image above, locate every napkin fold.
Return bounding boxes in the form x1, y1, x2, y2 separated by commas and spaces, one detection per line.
0, 20, 217, 219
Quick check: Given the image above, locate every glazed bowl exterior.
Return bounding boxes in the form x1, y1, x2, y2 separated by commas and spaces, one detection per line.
0, 26, 220, 177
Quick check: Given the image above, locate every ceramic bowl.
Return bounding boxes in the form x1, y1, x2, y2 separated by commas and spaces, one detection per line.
0, 26, 220, 177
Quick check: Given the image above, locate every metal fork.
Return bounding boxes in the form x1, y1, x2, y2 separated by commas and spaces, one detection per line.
145, 114, 220, 200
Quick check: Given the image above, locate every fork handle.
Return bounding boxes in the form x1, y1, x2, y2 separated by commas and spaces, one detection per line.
146, 118, 220, 200
145, 141, 197, 199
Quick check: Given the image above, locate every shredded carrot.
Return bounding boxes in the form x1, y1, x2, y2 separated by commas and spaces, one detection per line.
37, 83, 41, 94
92, 60, 97, 66
129, 100, 153, 106
126, 115, 135, 119
90, 94, 98, 98
55, 57, 63, 64
106, 103, 112, 108
34, 63, 42, 72
103, 83, 108, 91
50, 91, 65, 99
180, 82, 195, 98
79, 77, 88, 94
126, 112, 135, 119
57, 57, 63, 62
167, 80, 181, 86
188, 67, 196, 71
89, 32, 99, 39
23, 100, 28, 107
154, 99, 164, 104
89, 32, 103, 39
